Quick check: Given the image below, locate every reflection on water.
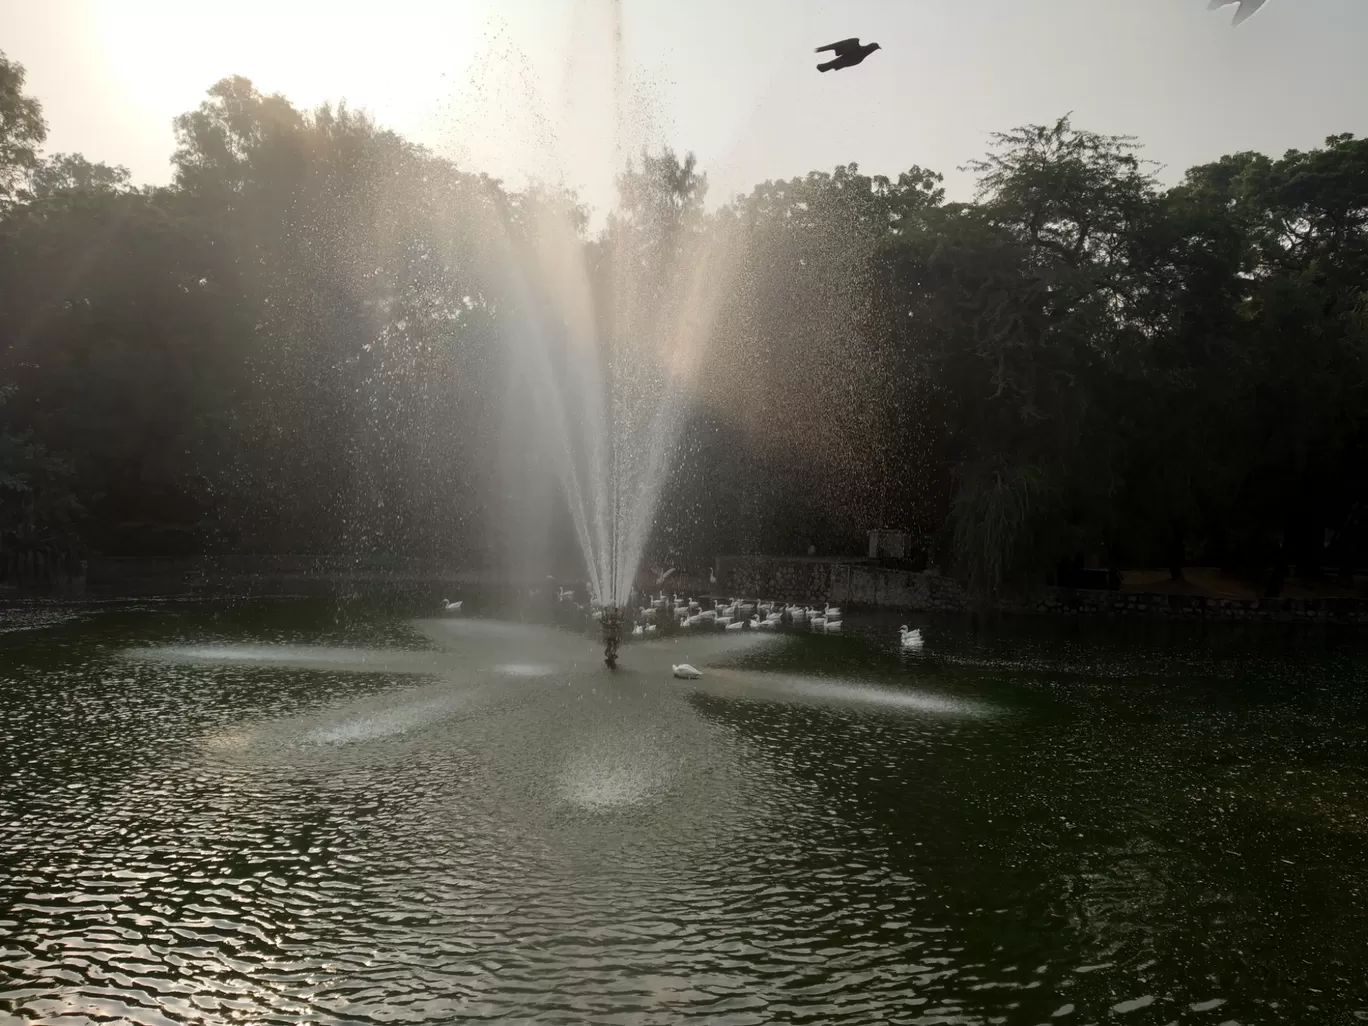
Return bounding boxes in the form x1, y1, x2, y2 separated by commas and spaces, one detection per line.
698, 668, 994, 717
1, 601, 1367, 1024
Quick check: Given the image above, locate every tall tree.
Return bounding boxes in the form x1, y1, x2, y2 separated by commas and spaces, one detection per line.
0, 51, 46, 206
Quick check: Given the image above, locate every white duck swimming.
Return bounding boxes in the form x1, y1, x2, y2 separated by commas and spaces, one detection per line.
725, 618, 744, 630
899, 626, 924, 650
441, 599, 463, 613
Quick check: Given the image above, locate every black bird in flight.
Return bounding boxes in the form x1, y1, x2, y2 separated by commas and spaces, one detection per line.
815, 37, 881, 73
1208, 0, 1269, 25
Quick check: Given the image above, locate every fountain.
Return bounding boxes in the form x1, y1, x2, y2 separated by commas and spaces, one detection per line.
470, 7, 737, 659
599, 605, 624, 670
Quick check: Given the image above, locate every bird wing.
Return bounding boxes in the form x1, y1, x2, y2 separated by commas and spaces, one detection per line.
1230, 0, 1268, 24
815, 37, 860, 55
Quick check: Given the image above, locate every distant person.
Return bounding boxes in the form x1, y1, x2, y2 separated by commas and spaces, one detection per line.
814, 38, 881, 73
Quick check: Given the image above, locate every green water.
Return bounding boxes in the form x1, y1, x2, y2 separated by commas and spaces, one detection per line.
1, 599, 1366, 1024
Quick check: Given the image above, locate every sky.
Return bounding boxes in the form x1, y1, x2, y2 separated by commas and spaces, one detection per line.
2, 0, 1366, 217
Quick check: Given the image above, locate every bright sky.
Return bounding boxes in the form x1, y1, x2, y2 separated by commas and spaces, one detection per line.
3, 0, 1366, 216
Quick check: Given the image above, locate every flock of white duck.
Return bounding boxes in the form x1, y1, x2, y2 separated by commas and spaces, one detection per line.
559, 590, 927, 654
635, 594, 846, 633
442, 591, 926, 681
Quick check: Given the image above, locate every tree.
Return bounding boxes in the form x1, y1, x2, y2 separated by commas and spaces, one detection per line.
28, 153, 131, 199
0, 51, 46, 206
2, 66, 1364, 599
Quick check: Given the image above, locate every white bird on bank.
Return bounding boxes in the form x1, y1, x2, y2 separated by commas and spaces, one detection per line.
672, 663, 702, 679
557, 588, 574, 602
645, 623, 657, 634
441, 599, 463, 613
632, 624, 645, 636
900, 626, 924, 650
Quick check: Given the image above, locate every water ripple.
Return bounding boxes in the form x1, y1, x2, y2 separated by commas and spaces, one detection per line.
2, 608, 1366, 1023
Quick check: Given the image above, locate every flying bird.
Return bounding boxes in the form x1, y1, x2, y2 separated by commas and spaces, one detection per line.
815, 37, 881, 73
1207, 0, 1269, 25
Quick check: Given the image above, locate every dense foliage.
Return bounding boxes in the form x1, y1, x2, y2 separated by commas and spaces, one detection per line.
2, 56, 1365, 594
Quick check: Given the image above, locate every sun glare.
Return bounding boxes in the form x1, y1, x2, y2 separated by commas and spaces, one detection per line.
88, 1, 487, 157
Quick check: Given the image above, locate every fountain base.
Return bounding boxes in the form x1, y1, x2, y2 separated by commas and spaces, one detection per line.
600, 606, 624, 670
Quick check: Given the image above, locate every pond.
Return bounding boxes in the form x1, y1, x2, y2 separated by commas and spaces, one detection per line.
2, 599, 1366, 1024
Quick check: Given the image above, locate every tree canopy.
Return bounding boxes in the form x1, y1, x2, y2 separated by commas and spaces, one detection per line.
2, 62, 1365, 596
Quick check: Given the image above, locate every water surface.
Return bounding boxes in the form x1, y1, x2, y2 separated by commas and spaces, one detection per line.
2, 601, 1366, 1024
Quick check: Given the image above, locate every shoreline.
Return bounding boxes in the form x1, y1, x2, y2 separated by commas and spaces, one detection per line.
5, 555, 1368, 627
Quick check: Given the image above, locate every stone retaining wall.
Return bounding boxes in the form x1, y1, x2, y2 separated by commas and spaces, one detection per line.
717, 557, 1368, 625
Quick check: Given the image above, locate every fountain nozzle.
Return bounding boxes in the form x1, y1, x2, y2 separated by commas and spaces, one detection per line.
600, 605, 624, 670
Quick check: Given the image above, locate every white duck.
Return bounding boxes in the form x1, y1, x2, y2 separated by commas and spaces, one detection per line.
900, 626, 925, 650
645, 624, 657, 634
441, 599, 463, 613
672, 663, 702, 679
557, 588, 574, 602
824, 604, 841, 618
725, 618, 744, 630
632, 624, 645, 636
